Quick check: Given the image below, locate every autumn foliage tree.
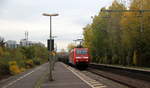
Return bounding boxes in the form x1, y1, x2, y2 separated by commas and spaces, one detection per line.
83, 0, 150, 67
67, 43, 76, 52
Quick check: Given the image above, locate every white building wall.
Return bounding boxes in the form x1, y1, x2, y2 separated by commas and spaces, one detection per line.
6, 40, 17, 48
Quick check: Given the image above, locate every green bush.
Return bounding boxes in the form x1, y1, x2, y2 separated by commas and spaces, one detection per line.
0, 45, 48, 77
0, 62, 10, 75
33, 58, 41, 65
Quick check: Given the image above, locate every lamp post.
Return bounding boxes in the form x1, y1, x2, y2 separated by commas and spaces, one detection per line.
43, 13, 59, 81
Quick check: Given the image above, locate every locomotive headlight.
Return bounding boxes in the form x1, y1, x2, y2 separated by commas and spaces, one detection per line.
83, 57, 88, 59
76, 57, 80, 59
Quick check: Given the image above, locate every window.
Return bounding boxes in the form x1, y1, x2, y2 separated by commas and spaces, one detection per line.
76, 50, 87, 54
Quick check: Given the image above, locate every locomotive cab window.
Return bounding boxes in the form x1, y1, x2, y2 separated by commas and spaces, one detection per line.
76, 50, 87, 54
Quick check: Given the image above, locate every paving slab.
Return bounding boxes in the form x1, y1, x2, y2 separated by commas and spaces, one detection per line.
41, 62, 91, 88
0, 63, 49, 88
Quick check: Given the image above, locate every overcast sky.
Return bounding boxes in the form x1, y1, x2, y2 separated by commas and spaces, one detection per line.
0, 0, 114, 50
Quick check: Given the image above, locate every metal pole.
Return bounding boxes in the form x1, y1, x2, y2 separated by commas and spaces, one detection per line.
49, 16, 53, 81
43, 13, 58, 81
50, 16, 52, 39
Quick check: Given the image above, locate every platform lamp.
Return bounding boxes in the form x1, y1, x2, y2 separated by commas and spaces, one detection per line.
43, 13, 59, 81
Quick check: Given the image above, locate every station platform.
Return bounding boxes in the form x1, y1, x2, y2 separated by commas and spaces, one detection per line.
41, 62, 91, 88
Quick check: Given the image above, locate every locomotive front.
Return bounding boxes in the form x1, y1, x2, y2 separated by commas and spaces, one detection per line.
74, 48, 90, 68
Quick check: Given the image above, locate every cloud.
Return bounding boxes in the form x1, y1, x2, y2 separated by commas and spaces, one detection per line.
0, 0, 114, 50
0, 0, 7, 6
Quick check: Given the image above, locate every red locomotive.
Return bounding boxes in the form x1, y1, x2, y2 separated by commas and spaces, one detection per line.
69, 48, 90, 68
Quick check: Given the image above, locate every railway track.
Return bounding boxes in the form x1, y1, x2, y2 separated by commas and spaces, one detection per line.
87, 63, 150, 88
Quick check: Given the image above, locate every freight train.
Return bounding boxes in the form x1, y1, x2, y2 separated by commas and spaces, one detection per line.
69, 48, 90, 69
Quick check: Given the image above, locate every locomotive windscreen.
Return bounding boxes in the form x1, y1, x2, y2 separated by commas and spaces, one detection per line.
76, 49, 87, 55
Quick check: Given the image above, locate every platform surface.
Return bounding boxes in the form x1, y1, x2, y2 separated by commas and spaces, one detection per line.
41, 62, 91, 88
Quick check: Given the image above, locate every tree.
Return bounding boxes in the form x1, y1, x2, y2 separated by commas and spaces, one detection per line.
83, 0, 150, 67
67, 43, 76, 52
0, 37, 5, 47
